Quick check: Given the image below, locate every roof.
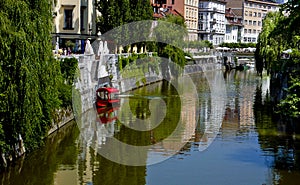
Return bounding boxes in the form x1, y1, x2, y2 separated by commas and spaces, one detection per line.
153, 9, 182, 19
225, 8, 243, 26
96, 87, 119, 93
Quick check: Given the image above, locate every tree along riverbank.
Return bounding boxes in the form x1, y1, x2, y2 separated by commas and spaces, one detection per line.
255, 0, 300, 124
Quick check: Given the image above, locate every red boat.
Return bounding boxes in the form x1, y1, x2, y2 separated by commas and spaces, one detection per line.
96, 106, 119, 124
96, 87, 120, 107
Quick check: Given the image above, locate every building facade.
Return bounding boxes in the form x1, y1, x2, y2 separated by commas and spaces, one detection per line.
185, 0, 199, 41
151, 0, 199, 41
198, 0, 226, 45
226, 0, 279, 43
52, 0, 97, 53
243, 0, 279, 43
224, 8, 243, 43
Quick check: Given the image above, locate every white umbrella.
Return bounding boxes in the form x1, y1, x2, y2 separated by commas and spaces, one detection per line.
103, 41, 109, 54
55, 41, 59, 54
97, 41, 103, 56
283, 49, 292, 54
84, 40, 94, 55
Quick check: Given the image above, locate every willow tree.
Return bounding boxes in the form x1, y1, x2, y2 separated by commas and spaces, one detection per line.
153, 14, 188, 67
255, 11, 286, 75
0, 0, 61, 156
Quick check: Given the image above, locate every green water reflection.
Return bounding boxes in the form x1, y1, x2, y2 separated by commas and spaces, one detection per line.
1, 70, 300, 185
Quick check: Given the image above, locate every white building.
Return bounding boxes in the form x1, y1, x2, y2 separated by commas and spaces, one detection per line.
198, 0, 227, 45
224, 8, 243, 43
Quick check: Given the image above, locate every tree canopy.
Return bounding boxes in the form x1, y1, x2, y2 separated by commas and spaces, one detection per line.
96, 0, 153, 34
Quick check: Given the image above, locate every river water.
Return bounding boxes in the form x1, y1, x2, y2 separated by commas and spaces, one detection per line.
1, 69, 300, 185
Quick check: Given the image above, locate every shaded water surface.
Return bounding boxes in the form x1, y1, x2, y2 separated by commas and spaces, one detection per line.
1, 70, 300, 185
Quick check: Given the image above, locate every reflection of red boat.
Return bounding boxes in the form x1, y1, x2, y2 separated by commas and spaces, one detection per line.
96, 87, 120, 107
96, 106, 119, 124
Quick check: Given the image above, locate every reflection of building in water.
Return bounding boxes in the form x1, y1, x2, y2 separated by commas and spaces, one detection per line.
239, 82, 255, 126
148, 77, 198, 154
222, 70, 256, 133
75, 106, 120, 184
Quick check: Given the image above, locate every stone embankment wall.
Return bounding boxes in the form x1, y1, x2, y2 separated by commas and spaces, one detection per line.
184, 55, 222, 74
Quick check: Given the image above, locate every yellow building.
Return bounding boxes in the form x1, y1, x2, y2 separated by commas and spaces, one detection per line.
52, 0, 97, 53
243, 0, 279, 43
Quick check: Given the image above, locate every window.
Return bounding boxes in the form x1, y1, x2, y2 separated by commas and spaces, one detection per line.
244, 29, 247, 33
258, 21, 261, 26
249, 29, 252, 34
80, 7, 86, 31
253, 21, 257, 26
248, 37, 251, 42
249, 20, 252, 25
252, 38, 256, 42
199, 3, 203, 8
245, 20, 248, 25
249, 11, 252, 16
253, 12, 257, 17
262, 13, 266, 18
172, 0, 175, 4
64, 8, 73, 29
245, 10, 248, 16
244, 37, 247, 42
253, 29, 256, 34
199, 23, 203, 30
258, 12, 261, 17
199, 13, 203, 20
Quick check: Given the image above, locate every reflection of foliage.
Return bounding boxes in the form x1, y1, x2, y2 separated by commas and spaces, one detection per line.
116, 81, 181, 145
93, 144, 147, 185
254, 84, 297, 171
1, 122, 79, 184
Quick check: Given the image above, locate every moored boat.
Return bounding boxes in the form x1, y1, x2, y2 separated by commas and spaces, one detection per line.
96, 87, 120, 107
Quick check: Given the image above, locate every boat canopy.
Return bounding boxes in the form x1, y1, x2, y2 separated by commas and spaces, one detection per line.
96, 87, 119, 93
